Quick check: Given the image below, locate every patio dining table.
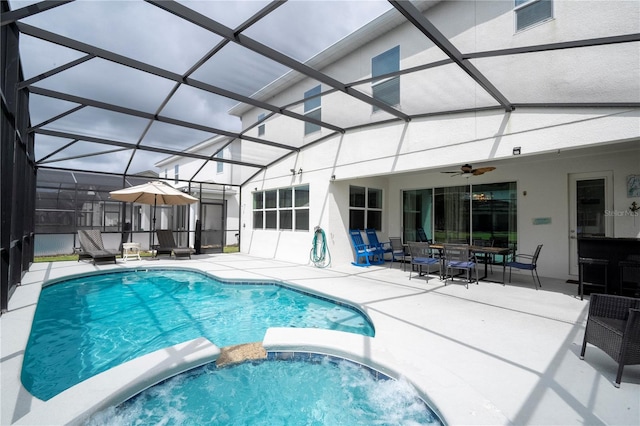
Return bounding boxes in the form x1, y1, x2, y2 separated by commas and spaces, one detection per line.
430, 243, 512, 284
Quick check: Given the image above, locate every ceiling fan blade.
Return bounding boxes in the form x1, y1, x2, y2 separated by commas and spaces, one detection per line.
472, 167, 496, 175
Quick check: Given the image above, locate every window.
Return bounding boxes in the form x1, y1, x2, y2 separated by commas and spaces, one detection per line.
253, 192, 264, 229
279, 188, 293, 230
294, 185, 310, 231
264, 190, 277, 229
164, 168, 168, 179
258, 113, 266, 136
253, 185, 309, 231
215, 151, 223, 174
174, 165, 179, 184
349, 186, 383, 231
371, 46, 400, 111
304, 85, 321, 135
515, 0, 552, 31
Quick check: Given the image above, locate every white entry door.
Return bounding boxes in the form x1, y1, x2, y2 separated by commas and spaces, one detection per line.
568, 171, 613, 276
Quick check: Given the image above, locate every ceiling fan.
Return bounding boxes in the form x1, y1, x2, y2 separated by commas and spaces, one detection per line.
441, 164, 496, 177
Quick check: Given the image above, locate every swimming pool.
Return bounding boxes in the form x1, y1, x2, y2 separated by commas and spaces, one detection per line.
85, 353, 443, 425
21, 268, 374, 401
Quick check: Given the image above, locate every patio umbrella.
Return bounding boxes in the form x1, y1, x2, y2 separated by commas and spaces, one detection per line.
109, 181, 198, 247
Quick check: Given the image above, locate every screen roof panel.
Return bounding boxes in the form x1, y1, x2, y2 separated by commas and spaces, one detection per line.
190, 42, 292, 98
5, 0, 637, 186
139, 121, 219, 151
31, 58, 178, 113
37, 106, 152, 143
16, 0, 222, 74
242, 0, 392, 63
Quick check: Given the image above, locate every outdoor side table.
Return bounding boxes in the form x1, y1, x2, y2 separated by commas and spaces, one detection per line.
122, 242, 141, 261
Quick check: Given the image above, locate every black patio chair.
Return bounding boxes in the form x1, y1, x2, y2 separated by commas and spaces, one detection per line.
506, 244, 543, 289
416, 227, 431, 243
473, 238, 494, 272
388, 237, 409, 270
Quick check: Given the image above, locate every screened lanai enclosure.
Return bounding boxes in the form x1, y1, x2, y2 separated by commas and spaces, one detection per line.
34, 169, 239, 255
2, 0, 639, 312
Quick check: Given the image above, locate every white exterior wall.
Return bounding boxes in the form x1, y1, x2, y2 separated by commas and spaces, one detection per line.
384, 142, 640, 279
236, 1, 640, 279
241, 113, 639, 279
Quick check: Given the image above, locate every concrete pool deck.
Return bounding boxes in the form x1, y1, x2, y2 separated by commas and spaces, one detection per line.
1, 253, 638, 425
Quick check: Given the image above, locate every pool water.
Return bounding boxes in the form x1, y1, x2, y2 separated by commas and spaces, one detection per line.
22, 269, 374, 401
85, 356, 442, 426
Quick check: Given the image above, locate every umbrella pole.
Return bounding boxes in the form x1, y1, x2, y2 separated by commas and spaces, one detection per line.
151, 196, 157, 255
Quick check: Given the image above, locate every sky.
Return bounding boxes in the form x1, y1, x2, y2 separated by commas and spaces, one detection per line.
8, 0, 393, 177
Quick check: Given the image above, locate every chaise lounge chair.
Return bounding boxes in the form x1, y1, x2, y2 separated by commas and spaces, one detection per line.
77, 229, 119, 264
156, 230, 194, 259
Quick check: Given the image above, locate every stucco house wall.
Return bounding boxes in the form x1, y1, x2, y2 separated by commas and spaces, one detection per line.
232, 1, 639, 280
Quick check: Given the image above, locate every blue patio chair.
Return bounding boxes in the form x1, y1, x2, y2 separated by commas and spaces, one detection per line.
349, 229, 384, 267
506, 244, 543, 289
443, 243, 478, 288
416, 227, 431, 243
365, 228, 391, 261
407, 242, 440, 281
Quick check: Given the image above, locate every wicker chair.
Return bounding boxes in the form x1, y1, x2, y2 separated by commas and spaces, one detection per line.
580, 293, 640, 387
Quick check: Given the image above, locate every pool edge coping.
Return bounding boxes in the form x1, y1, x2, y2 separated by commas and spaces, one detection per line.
14, 337, 220, 426
16, 332, 452, 426
21, 265, 509, 426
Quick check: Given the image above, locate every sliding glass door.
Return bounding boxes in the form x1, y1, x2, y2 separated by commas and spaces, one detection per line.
403, 182, 517, 248
471, 182, 517, 248
434, 185, 470, 243
402, 189, 432, 243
